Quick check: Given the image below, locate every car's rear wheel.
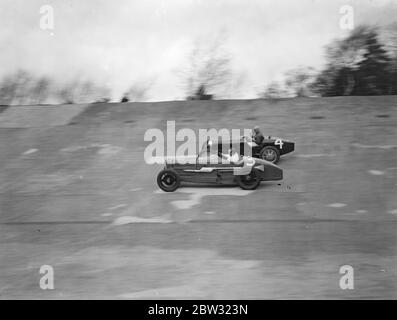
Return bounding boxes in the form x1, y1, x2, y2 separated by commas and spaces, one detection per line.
157, 169, 180, 192
260, 146, 280, 164
236, 169, 261, 190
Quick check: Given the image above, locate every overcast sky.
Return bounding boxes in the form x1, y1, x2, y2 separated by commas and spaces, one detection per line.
1, 0, 397, 101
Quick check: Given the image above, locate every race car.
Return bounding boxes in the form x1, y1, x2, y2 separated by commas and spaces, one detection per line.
238, 135, 294, 164
204, 135, 294, 164
156, 140, 283, 192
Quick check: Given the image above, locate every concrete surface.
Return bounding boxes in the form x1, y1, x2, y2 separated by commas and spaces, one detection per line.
0, 96, 396, 299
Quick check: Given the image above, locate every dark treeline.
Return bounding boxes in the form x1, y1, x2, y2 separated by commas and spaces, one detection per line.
262, 25, 397, 99
313, 25, 397, 96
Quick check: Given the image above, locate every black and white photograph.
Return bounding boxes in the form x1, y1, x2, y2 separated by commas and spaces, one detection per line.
0, 0, 396, 304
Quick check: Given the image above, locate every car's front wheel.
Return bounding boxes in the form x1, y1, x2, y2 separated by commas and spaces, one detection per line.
260, 146, 280, 164
157, 169, 180, 192
236, 169, 261, 190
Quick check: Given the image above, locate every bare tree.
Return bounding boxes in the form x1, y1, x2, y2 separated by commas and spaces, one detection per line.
31, 77, 51, 104
0, 71, 112, 105
260, 81, 287, 100
56, 82, 77, 104
0, 74, 19, 105
284, 66, 317, 97
0, 70, 42, 105
10, 70, 34, 105
55, 79, 111, 104
122, 80, 152, 102
181, 32, 232, 99
92, 85, 111, 103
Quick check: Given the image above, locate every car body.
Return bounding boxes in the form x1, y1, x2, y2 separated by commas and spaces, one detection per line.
212, 136, 295, 164
157, 140, 283, 192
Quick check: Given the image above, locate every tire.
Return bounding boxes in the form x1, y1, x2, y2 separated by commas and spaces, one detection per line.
259, 146, 280, 164
157, 169, 180, 192
236, 169, 261, 190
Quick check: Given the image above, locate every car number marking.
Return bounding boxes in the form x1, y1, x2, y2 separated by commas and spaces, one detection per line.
275, 139, 284, 149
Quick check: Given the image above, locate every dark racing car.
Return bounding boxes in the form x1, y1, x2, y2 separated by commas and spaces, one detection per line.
157, 140, 283, 192
238, 135, 294, 164
202, 135, 294, 164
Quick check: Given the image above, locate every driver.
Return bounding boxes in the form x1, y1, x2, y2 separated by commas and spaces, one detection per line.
252, 126, 264, 145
